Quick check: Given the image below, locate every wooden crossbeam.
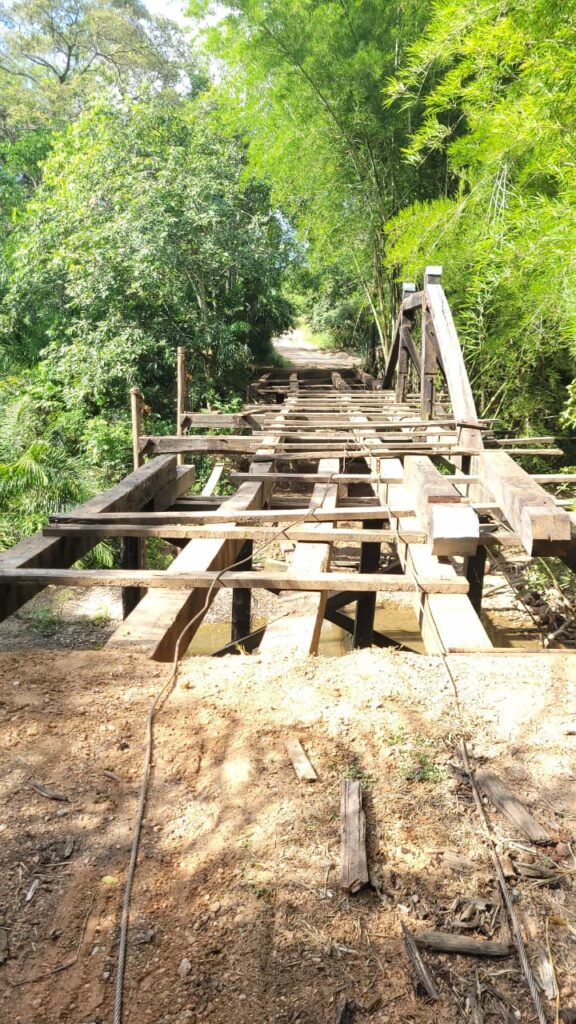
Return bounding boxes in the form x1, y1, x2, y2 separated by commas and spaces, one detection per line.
471, 450, 571, 555
403, 455, 479, 556
260, 458, 339, 655
0, 454, 178, 623
50, 506, 412, 525
0, 567, 471, 594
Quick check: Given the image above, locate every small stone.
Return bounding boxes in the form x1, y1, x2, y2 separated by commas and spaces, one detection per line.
210, 901, 221, 915
178, 957, 192, 980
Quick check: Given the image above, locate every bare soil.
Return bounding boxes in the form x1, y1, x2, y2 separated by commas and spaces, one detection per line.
1, 648, 576, 1024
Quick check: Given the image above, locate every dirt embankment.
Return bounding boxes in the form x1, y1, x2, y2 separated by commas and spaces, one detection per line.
1, 648, 575, 1024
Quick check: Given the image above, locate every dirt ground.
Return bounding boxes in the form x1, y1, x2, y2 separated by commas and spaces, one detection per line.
1, 647, 575, 1024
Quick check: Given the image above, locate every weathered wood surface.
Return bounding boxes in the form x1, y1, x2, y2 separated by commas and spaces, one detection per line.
260, 458, 339, 655
340, 779, 369, 893
414, 931, 513, 959
475, 770, 549, 843
423, 268, 484, 451
50, 506, 410, 525
390, 483, 492, 654
285, 738, 317, 782
43, 524, 428, 544
471, 450, 571, 556
404, 455, 479, 556
0, 455, 178, 622
401, 923, 440, 1001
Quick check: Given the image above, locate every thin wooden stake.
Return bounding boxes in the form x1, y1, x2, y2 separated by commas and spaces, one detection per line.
176, 346, 187, 467
130, 387, 143, 472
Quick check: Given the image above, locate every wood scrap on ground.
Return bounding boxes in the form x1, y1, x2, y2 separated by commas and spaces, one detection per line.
475, 770, 549, 843
285, 736, 317, 782
414, 930, 513, 958
340, 779, 369, 894
401, 922, 440, 1001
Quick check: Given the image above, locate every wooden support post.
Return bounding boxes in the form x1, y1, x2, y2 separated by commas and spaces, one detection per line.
421, 269, 439, 420
396, 283, 415, 403
176, 346, 187, 467
121, 537, 144, 618
466, 543, 487, 615
231, 540, 252, 644
353, 520, 382, 648
130, 387, 143, 471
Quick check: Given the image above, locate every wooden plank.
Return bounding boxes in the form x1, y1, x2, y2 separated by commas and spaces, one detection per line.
389, 483, 492, 654
475, 771, 549, 843
107, 399, 296, 660
0, 567, 471, 594
423, 268, 483, 451
50, 506, 405, 525
202, 462, 224, 496
414, 932, 512, 959
471, 450, 571, 555
404, 455, 479, 556
340, 779, 369, 894
152, 465, 196, 510
181, 412, 250, 429
43, 525, 427, 545
285, 738, 317, 782
259, 458, 340, 655
140, 435, 257, 456
0, 455, 178, 622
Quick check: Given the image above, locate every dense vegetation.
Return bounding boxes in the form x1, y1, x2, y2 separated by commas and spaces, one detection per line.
1, 0, 575, 548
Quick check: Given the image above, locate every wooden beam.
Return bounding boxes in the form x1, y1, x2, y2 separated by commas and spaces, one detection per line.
403, 455, 479, 556
176, 346, 187, 467
0, 455, 178, 623
389, 484, 492, 655
50, 506, 412, 525
423, 267, 483, 451
259, 458, 339, 655
471, 450, 571, 555
353, 520, 382, 648
0, 567, 471, 594
231, 540, 252, 644
43, 524, 427, 544
340, 780, 369, 893
130, 387, 143, 471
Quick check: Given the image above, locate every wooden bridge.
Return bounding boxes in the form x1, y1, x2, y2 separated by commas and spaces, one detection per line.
1, 265, 573, 659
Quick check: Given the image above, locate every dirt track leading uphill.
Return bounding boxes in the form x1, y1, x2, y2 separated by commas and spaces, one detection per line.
1, 648, 576, 1024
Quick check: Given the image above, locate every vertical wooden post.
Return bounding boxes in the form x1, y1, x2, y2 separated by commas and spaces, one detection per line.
396, 283, 415, 403
231, 540, 253, 645
353, 520, 382, 648
176, 346, 187, 467
130, 387, 143, 472
421, 267, 441, 420
125, 386, 145, 617
466, 543, 487, 615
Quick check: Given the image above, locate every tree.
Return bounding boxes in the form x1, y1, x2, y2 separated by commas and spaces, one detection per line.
384, 0, 576, 431
190, 0, 441, 364
0, 95, 292, 408
0, 0, 192, 135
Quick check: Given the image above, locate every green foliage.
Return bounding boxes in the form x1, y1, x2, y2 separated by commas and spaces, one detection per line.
385, 0, 576, 433
0, 96, 292, 407
190, 0, 441, 364
0, 0, 192, 134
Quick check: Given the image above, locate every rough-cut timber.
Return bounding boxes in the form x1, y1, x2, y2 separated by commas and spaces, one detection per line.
340, 779, 369, 894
